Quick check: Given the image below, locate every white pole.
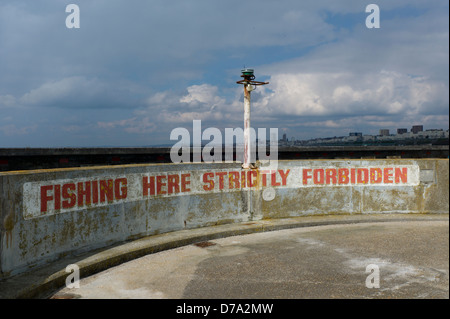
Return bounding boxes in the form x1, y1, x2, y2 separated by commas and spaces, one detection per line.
243, 84, 251, 169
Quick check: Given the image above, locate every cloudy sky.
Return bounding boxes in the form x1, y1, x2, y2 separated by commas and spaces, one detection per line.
0, 0, 448, 147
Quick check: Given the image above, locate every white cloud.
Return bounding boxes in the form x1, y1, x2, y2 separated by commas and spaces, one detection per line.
95, 65, 448, 140
15, 76, 139, 110
254, 70, 448, 118
180, 84, 225, 108
20, 77, 89, 106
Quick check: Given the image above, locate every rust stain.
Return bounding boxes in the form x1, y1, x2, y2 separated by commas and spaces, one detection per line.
3, 212, 14, 249
193, 241, 216, 248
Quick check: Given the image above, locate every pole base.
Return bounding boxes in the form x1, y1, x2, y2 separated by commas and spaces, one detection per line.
242, 163, 257, 169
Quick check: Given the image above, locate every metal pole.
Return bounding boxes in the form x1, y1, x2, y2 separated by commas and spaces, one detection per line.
236, 68, 268, 169
236, 68, 268, 221
243, 84, 251, 169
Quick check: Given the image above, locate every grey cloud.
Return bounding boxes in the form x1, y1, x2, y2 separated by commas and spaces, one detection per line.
18, 76, 141, 109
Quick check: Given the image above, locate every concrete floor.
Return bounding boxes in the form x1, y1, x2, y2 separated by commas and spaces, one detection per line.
52, 220, 449, 299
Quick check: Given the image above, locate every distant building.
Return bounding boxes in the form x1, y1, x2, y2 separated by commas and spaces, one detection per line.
411, 125, 423, 134
279, 126, 447, 146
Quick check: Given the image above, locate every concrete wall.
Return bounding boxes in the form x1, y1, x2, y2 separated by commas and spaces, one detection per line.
258, 159, 448, 219
0, 159, 448, 279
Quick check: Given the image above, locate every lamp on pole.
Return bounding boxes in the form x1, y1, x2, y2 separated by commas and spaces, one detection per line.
236, 68, 269, 169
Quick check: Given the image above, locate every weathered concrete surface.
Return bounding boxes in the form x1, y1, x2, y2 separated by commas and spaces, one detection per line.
52, 218, 449, 299
0, 162, 244, 279
258, 159, 449, 219
0, 214, 447, 299
0, 159, 448, 283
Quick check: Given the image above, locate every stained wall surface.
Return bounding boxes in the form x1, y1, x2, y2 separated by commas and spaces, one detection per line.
0, 159, 448, 279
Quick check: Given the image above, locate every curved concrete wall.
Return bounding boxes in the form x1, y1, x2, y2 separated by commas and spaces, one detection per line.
1, 159, 448, 279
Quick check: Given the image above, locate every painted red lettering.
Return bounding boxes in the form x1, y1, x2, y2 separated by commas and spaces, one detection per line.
247, 170, 257, 187
62, 183, 76, 208
325, 169, 337, 184
203, 173, 214, 191
229, 171, 240, 189
77, 181, 91, 206
241, 171, 246, 188
143, 176, 155, 196
260, 170, 270, 186
115, 178, 127, 199
156, 176, 167, 195
278, 169, 290, 186
92, 181, 98, 203
181, 174, 191, 192
41, 185, 53, 213
167, 175, 180, 194
271, 171, 281, 186
357, 169, 369, 184
370, 168, 382, 183
395, 167, 408, 183
54, 184, 61, 210
351, 168, 356, 184
215, 172, 227, 190
338, 168, 349, 184
303, 169, 312, 185
100, 180, 114, 202
313, 169, 324, 185
384, 168, 393, 183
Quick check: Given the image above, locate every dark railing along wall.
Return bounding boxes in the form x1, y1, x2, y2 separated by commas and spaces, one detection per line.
0, 145, 448, 172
